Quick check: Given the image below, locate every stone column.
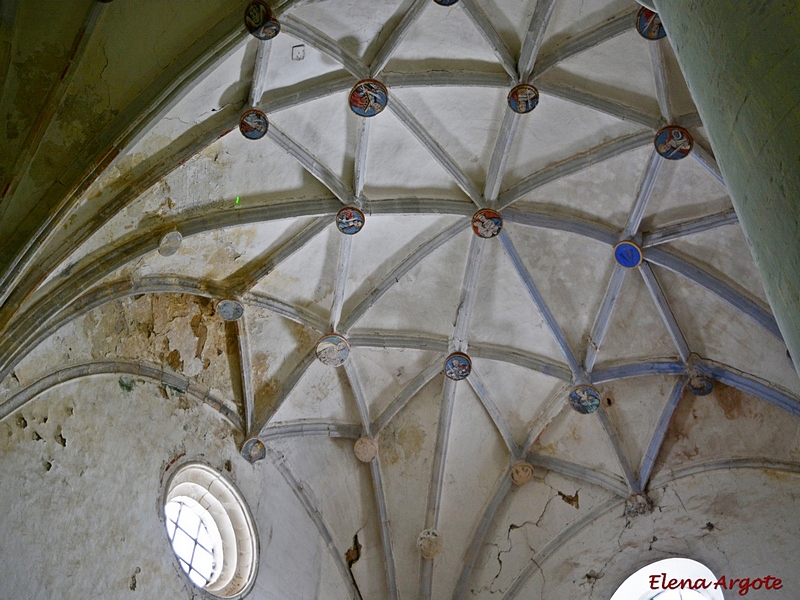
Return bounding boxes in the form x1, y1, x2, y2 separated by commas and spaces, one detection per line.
651, 0, 800, 373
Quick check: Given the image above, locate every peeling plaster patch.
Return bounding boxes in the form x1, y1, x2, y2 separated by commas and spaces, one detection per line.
11, 292, 237, 412
129, 566, 141, 591
713, 382, 744, 419
654, 380, 800, 474
55, 427, 67, 447
558, 490, 580, 509
378, 418, 426, 465
0, 376, 239, 597
345, 533, 363, 598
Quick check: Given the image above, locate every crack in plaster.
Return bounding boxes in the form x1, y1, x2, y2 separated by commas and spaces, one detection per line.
481, 488, 563, 595
345, 531, 364, 600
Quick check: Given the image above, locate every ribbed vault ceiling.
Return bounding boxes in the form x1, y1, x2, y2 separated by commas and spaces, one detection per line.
1, 1, 799, 599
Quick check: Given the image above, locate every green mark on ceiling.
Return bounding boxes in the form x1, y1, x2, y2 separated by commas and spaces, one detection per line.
118, 376, 136, 393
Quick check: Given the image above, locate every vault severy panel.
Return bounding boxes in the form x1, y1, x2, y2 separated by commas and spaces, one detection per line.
342, 214, 467, 314
640, 152, 730, 229
348, 346, 443, 421
289, 0, 409, 64
541, 29, 661, 113
115, 221, 317, 284
252, 224, 338, 321
270, 90, 357, 190
269, 436, 390, 599
544, 0, 634, 51
244, 305, 320, 415
530, 400, 627, 480
434, 382, 511, 599
259, 30, 346, 93
391, 86, 509, 185
248, 458, 354, 600
42, 131, 333, 290
592, 267, 680, 367
379, 374, 443, 600
146, 129, 335, 206
599, 374, 677, 478
501, 94, 646, 190
660, 224, 770, 306
654, 266, 800, 394
353, 227, 473, 338
470, 471, 619, 599
511, 144, 653, 231
468, 0, 535, 59
471, 358, 566, 448
362, 107, 474, 198
268, 358, 361, 424
384, 1, 502, 71
468, 234, 573, 361
502, 223, 617, 356
652, 382, 800, 476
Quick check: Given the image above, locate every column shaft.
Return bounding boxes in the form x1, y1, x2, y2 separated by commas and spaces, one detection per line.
653, 0, 800, 372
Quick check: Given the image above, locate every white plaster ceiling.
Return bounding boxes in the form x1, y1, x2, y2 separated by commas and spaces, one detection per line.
1, 1, 799, 599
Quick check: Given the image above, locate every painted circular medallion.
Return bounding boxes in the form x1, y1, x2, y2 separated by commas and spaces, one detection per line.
654, 125, 693, 160
472, 209, 503, 239
636, 7, 666, 40
688, 375, 714, 396
614, 241, 643, 268
433, 0, 459, 5
349, 79, 388, 117
507, 84, 539, 114
217, 300, 244, 321
242, 437, 266, 463
316, 334, 350, 367
245, 1, 280, 40
569, 385, 601, 414
158, 231, 182, 257
444, 352, 471, 381
336, 207, 365, 235
239, 109, 269, 140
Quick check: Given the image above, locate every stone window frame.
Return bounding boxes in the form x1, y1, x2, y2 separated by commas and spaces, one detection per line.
161, 461, 258, 599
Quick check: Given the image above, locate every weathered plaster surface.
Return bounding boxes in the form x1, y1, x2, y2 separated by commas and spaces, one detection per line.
1, 1, 248, 269
272, 436, 389, 599
528, 470, 800, 600
531, 402, 626, 481
655, 381, 800, 474
8, 293, 239, 413
1, 0, 798, 598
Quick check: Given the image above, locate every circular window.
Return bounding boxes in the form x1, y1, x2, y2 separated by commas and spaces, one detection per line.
610, 558, 723, 600
162, 463, 258, 598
